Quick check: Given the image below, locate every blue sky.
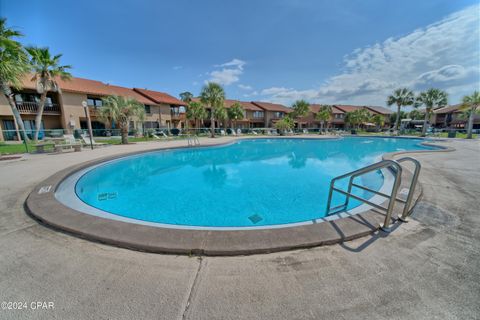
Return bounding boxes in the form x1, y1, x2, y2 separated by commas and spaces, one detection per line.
2, 0, 479, 107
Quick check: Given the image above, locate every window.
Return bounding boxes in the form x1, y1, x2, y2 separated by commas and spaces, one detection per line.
144, 121, 159, 129
274, 112, 284, 118
87, 97, 103, 107
335, 114, 344, 119
144, 105, 151, 114
253, 111, 264, 118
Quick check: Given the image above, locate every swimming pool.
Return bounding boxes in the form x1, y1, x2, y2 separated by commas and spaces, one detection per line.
63, 137, 434, 229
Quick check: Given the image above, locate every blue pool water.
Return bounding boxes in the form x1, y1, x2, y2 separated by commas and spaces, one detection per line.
75, 137, 434, 228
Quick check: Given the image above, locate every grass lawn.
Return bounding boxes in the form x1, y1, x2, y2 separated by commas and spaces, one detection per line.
0, 142, 36, 155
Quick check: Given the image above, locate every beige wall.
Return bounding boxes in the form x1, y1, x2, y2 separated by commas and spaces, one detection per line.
144, 103, 172, 127
265, 111, 287, 127
0, 94, 63, 141
61, 91, 89, 132
245, 110, 265, 127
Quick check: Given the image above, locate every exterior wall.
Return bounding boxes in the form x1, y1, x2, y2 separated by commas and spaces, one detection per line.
143, 103, 172, 128
61, 91, 89, 132
265, 111, 287, 127
245, 110, 265, 127
0, 92, 63, 141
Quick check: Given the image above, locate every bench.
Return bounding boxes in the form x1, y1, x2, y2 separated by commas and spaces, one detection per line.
34, 143, 54, 153
54, 143, 82, 153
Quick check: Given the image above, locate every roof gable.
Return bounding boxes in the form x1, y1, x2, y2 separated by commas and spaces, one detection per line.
251, 101, 292, 112
133, 88, 185, 106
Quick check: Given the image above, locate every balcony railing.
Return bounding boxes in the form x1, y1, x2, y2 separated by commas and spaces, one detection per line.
16, 101, 60, 114
171, 112, 186, 120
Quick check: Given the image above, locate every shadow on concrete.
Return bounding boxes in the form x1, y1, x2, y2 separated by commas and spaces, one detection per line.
329, 213, 402, 253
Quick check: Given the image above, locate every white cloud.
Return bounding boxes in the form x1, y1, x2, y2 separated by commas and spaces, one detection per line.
238, 84, 253, 90
173, 66, 183, 70
207, 58, 246, 86
260, 5, 480, 105
260, 87, 319, 105
216, 59, 246, 69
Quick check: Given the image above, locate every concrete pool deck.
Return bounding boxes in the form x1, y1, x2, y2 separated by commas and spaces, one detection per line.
0, 136, 479, 319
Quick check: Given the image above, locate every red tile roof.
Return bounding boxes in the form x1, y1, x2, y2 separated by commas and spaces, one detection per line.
133, 88, 185, 106
309, 104, 344, 114
106, 85, 155, 105
20, 75, 158, 105
365, 106, 394, 115
333, 105, 363, 113
224, 99, 262, 111
251, 101, 292, 113
433, 104, 462, 114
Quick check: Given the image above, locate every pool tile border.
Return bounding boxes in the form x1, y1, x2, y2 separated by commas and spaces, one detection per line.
24, 136, 454, 256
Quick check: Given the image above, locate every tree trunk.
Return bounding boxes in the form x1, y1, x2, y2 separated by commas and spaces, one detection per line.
466, 106, 475, 139
320, 122, 324, 134
0, 81, 30, 142
210, 109, 215, 138
394, 104, 401, 131
421, 110, 429, 137
34, 89, 48, 142
121, 124, 129, 144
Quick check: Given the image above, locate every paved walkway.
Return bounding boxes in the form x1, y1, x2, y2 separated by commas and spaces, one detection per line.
0, 137, 479, 319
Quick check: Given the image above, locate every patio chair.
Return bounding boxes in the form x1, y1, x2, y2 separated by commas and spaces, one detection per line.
81, 134, 107, 147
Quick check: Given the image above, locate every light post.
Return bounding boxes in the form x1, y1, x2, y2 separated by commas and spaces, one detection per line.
82, 101, 94, 150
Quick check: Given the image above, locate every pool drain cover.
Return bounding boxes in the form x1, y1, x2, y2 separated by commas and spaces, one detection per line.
248, 214, 263, 224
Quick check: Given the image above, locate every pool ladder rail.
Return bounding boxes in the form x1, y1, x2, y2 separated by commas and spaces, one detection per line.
187, 135, 200, 147
325, 157, 421, 232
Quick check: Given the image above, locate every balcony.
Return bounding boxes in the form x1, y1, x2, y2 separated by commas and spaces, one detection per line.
171, 112, 186, 121
16, 101, 60, 114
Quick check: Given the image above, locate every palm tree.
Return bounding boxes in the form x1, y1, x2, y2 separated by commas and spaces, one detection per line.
0, 18, 30, 142
387, 88, 415, 131
371, 114, 385, 131
99, 95, 145, 144
291, 99, 310, 119
315, 105, 332, 134
186, 101, 206, 130
227, 102, 244, 130
26, 46, 72, 141
461, 91, 480, 139
415, 88, 448, 136
345, 111, 359, 129
179, 91, 193, 104
345, 109, 370, 129
213, 105, 227, 129
200, 82, 225, 138
409, 109, 423, 120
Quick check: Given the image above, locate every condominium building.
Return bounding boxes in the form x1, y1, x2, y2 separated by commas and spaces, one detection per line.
0, 76, 185, 141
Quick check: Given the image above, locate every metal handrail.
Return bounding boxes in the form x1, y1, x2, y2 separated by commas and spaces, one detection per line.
396, 157, 421, 222
325, 157, 422, 232
326, 159, 403, 232
187, 135, 200, 147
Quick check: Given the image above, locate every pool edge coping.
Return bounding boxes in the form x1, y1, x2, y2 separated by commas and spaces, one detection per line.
24, 136, 455, 256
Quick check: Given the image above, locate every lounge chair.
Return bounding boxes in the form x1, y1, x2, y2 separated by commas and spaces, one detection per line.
220, 130, 226, 136
230, 129, 237, 136
252, 130, 258, 135
303, 129, 308, 134
81, 134, 107, 147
